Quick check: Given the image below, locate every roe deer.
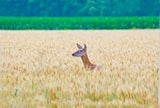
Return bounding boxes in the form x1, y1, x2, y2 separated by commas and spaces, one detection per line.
72, 43, 102, 71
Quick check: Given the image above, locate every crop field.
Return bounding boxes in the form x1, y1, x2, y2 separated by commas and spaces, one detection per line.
0, 17, 159, 30
0, 30, 159, 108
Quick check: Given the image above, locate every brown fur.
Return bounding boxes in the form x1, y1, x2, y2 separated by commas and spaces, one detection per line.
81, 53, 97, 70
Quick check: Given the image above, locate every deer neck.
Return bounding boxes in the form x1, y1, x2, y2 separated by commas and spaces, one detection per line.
81, 53, 96, 70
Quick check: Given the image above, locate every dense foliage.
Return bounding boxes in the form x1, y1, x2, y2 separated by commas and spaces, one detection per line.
0, 0, 159, 16
0, 17, 158, 30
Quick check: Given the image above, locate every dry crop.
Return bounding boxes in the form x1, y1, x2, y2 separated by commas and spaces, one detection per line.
0, 30, 159, 108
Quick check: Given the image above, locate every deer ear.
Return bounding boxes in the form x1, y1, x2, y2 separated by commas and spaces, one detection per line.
76, 43, 83, 49
84, 44, 87, 50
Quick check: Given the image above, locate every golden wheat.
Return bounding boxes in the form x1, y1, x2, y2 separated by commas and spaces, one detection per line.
0, 30, 159, 108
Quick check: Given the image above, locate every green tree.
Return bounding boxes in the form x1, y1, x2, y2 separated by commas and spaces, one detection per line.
0, 0, 159, 16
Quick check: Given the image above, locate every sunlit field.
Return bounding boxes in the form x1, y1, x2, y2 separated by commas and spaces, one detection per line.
0, 30, 159, 108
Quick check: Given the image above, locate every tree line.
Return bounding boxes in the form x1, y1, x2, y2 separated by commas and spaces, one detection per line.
0, 0, 159, 16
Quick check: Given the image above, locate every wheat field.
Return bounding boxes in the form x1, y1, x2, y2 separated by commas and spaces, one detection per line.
0, 30, 159, 108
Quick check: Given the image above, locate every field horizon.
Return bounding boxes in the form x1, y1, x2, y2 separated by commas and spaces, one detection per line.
0, 30, 159, 108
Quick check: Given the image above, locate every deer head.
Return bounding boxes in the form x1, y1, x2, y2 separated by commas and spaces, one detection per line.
72, 43, 87, 57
